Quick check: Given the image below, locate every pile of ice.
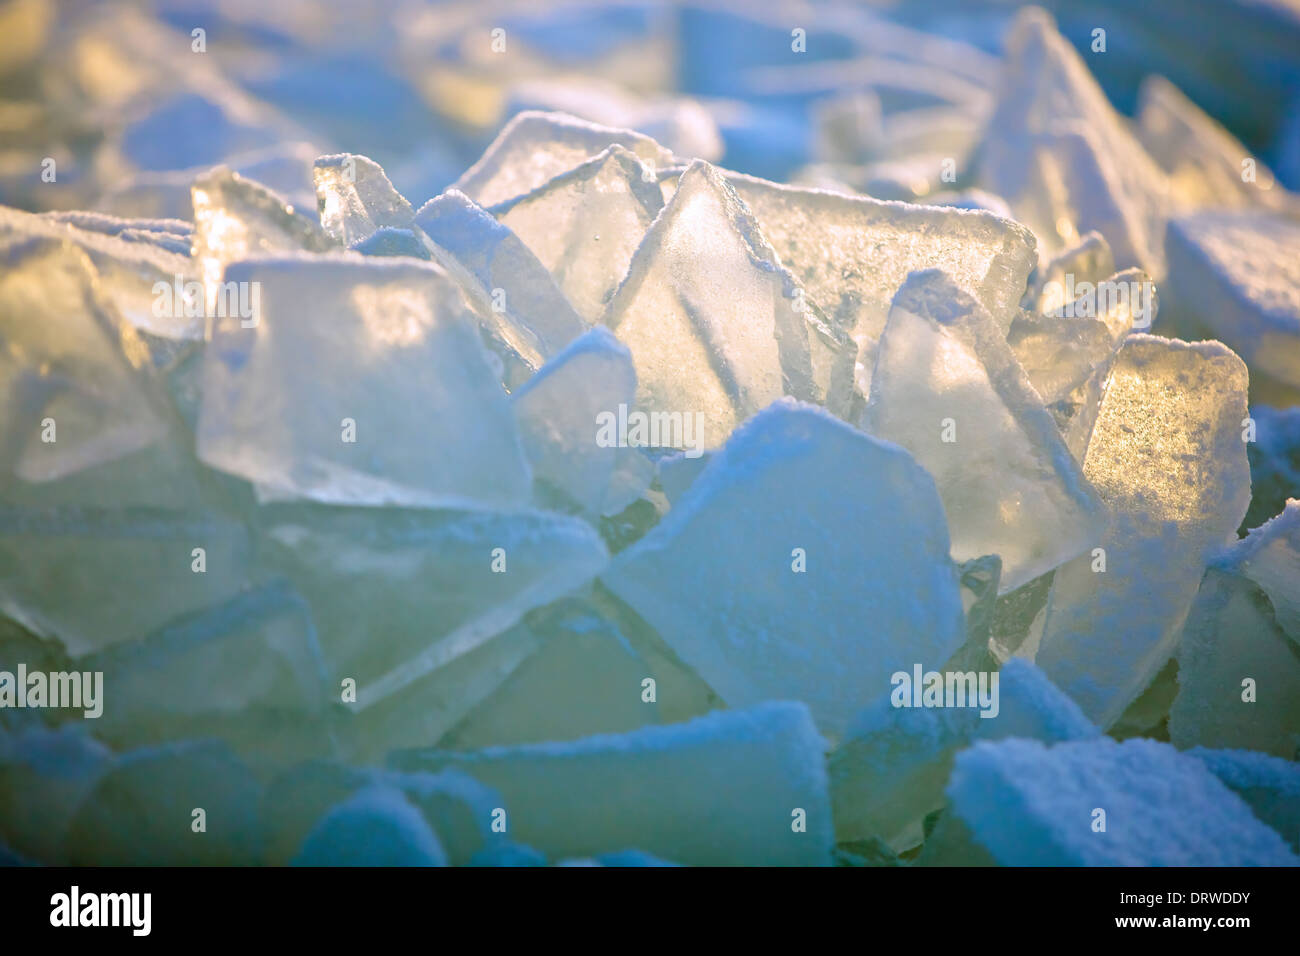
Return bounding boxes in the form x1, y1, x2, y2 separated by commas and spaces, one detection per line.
1, 2, 1299, 866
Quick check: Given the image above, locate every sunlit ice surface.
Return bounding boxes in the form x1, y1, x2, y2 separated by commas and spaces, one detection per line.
0, 0, 1298, 868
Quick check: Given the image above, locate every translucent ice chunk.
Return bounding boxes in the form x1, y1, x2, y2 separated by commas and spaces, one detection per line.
1033, 231, 1114, 314
191, 165, 336, 321
1007, 311, 1118, 409
390, 701, 833, 866
1036, 336, 1251, 728
293, 785, 447, 867
977, 9, 1167, 273
510, 327, 650, 515
1231, 500, 1300, 644
65, 740, 265, 865
1169, 565, 1300, 758
721, 170, 1037, 387
1137, 75, 1286, 211
451, 110, 677, 209
0, 204, 200, 341
1189, 747, 1300, 852
949, 737, 1299, 866
313, 153, 415, 247
602, 161, 837, 446
830, 658, 1096, 849
257, 502, 607, 701
603, 400, 965, 738
491, 145, 664, 324
0, 505, 251, 657
1165, 209, 1300, 388
0, 726, 112, 864
414, 189, 588, 375
0, 237, 166, 482
197, 254, 531, 509
438, 597, 659, 750
81, 582, 330, 763
863, 270, 1104, 592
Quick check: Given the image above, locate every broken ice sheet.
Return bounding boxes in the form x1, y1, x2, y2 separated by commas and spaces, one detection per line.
603, 400, 965, 739
1165, 209, 1300, 390
256, 501, 607, 705
1169, 508, 1300, 758
1137, 75, 1288, 212
0, 236, 165, 482
313, 153, 415, 247
390, 701, 833, 866
197, 253, 532, 509
1036, 336, 1251, 728
80, 581, 332, 765
191, 166, 337, 325
829, 658, 1096, 850
451, 110, 678, 209
0, 204, 201, 342
603, 160, 849, 446
977, 8, 1167, 273
511, 327, 651, 516
945, 737, 1298, 865
863, 270, 1104, 592
719, 169, 1037, 393
437, 597, 659, 751
414, 189, 588, 378
490, 145, 664, 324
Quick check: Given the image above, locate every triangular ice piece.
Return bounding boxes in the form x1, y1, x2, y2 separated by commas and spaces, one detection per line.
1137, 75, 1288, 212
197, 253, 531, 508
977, 8, 1168, 273
1231, 500, 1300, 644
863, 270, 1104, 592
491, 145, 664, 324
452, 110, 677, 208
313, 153, 416, 246
602, 160, 832, 446
1036, 336, 1251, 728
603, 400, 966, 738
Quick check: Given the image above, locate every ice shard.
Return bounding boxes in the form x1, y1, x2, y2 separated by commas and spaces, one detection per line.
491, 145, 664, 324
197, 253, 532, 508
1036, 336, 1251, 728
313, 153, 416, 247
452, 110, 678, 208
390, 702, 833, 866
603, 400, 965, 738
863, 270, 1104, 591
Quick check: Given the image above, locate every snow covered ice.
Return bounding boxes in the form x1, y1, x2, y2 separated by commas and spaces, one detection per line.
3, 0, 1300, 869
